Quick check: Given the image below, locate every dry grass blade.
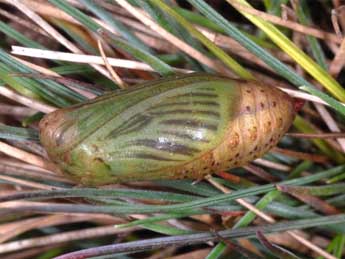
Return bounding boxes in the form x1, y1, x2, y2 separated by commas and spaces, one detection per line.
11, 47, 341, 108
0, 225, 138, 254
11, 46, 191, 73
5, 0, 112, 80
206, 177, 337, 259
0, 161, 72, 184
1, 1, 344, 258
97, 38, 127, 88
253, 158, 291, 171
0, 141, 58, 172
314, 103, 345, 153
0, 8, 48, 36
243, 164, 279, 182
272, 147, 329, 163
331, 7, 343, 38
0, 104, 35, 117
0, 214, 123, 243
0, 175, 63, 190
286, 132, 345, 139
114, 0, 229, 74
329, 38, 345, 77
230, 0, 341, 43
0, 86, 55, 113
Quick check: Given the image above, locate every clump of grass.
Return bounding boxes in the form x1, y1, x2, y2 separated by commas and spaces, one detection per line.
0, 1, 345, 258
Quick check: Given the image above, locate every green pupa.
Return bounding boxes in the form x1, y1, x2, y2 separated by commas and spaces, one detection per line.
39, 73, 296, 185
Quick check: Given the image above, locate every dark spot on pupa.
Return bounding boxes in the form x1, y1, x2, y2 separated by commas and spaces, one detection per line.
260, 102, 265, 108
235, 153, 240, 158
260, 89, 265, 93
246, 90, 251, 94
94, 157, 105, 163
278, 117, 283, 127
273, 101, 277, 107
63, 152, 71, 163
246, 106, 251, 112
92, 144, 100, 152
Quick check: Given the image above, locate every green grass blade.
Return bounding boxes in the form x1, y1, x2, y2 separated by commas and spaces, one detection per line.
187, 0, 313, 87
80, 0, 153, 53
137, 0, 206, 71
234, 190, 281, 228
334, 234, 345, 258
278, 183, 345, 197
51, 18, 98, 55
150, 0, 253, 79
141, 223, 193, 235
0, 188, 198, 203
295, 0, 327, 70
226, 0, 345, 102
206, 190, 282, 259
0, 21, 44, 49
0, 124, 39, 141
3, 165, 344, 214
48, 0, 174, 76
48, 214, 345, 257
0, 49, 85, 105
